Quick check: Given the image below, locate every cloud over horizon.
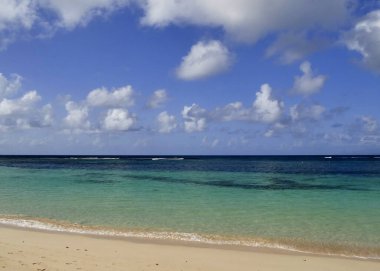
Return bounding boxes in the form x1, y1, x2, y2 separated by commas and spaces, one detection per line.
156, 111, 177, 133
102, 108, 136, 131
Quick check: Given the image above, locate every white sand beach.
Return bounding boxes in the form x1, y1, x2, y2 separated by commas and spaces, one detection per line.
1, 225, 379, 271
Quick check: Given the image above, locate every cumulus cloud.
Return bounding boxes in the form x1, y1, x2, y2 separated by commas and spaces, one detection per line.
264, 129, 275, 138
290, 104, 326, 122
63, 101, 90, 130
0, 90, 40, 116
213, 102, 248, 122
266, 32, 328, 64
176, 40, 232, 80
342, 9, 380, 73
63, 83, 139, 133
0, 0, 355, 61
211, 84, 284, 124
39, 104, 54, 127
0, 73, 52, 131
0, 0, 131, 48
322, 132, 352, 143
360, 116, 378, 133
147, 89, 167, 108
205, 93, 346, 140
202, 136, 219, 148
335, 115, 380, 146
140, 0, 350, 43
0, 0, 36, 31
0, 0, 353, 61
293, 61, 326, 95
359, 135, 380, 145
252, 84, 283, 123
180, 84, 284, 132
102, 108, 135, 131
86, 85, 134, 108
0, 73, 22, 98
181, 103, 207, 132
41, 0, 130, 29
156, 111, 176, 133
265, 103, 350, 139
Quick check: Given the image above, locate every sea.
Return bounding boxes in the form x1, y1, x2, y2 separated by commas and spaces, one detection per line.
0, 155, 379, 259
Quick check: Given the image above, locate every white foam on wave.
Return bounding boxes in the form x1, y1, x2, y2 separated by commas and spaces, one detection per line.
0, 216, 378, 260
0, 217, 298, 251
67, 157, 119, 160
152, 158, 184, 161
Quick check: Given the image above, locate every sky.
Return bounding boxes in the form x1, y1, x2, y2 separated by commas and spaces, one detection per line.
0, 0, 380, 155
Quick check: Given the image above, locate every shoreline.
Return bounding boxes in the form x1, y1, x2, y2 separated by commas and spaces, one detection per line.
1, 225, 379, 271
1, 216, 380, 262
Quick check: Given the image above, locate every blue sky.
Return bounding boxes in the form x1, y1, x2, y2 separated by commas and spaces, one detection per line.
0, 0, 380, 155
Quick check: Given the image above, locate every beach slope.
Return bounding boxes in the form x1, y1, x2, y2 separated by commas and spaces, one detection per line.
0, 226, 379, 271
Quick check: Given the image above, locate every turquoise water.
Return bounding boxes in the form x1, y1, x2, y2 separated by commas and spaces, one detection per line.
0, 156, 380, 258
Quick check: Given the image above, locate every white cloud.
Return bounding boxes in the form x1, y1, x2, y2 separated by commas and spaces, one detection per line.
267, 103, 348, 139
206, 84, 284, 124
40, 104, 54, 127
360, 116, 378, 133
360, 135, 380, 145
202, 136, 219, 148
0, 0, 36, 31
176, 40, 232, 80
86, 85, 134, 108
0, 74, 52, 131
323, 132, 352, 143
0, 0, 352, 56
264, 129, 275, 138
213, 102, 247, 121
0, 0, 131, 48
63, 84, 139, 133
102, 108, 135, 131
140, 0, 350, 43
0, 73, 22, 98
290, 104, 326, 122
266, 32, 328, 64
252, 84, 283, 123
156, 111, 176, 133
211, 138, 219, 148
40, 0, 130, 29
179, 84, 283, 133
181, 103, 207, 132
147, 89, 167, 108
133, 137, 149, 148
342, 9, 380, 73
0, 90, 40, 116
63, 101, 90, 130
293, 61, 326, 95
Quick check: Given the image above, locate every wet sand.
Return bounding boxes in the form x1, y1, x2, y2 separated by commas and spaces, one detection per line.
0, 225, 379, 271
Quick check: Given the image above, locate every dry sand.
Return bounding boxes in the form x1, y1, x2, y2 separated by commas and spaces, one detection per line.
0, 225, 379, 271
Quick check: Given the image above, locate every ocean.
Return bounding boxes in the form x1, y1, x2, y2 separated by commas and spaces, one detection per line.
0, 155, 379, 259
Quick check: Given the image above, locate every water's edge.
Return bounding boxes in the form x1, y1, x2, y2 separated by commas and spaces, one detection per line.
1, 215, 379, 261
